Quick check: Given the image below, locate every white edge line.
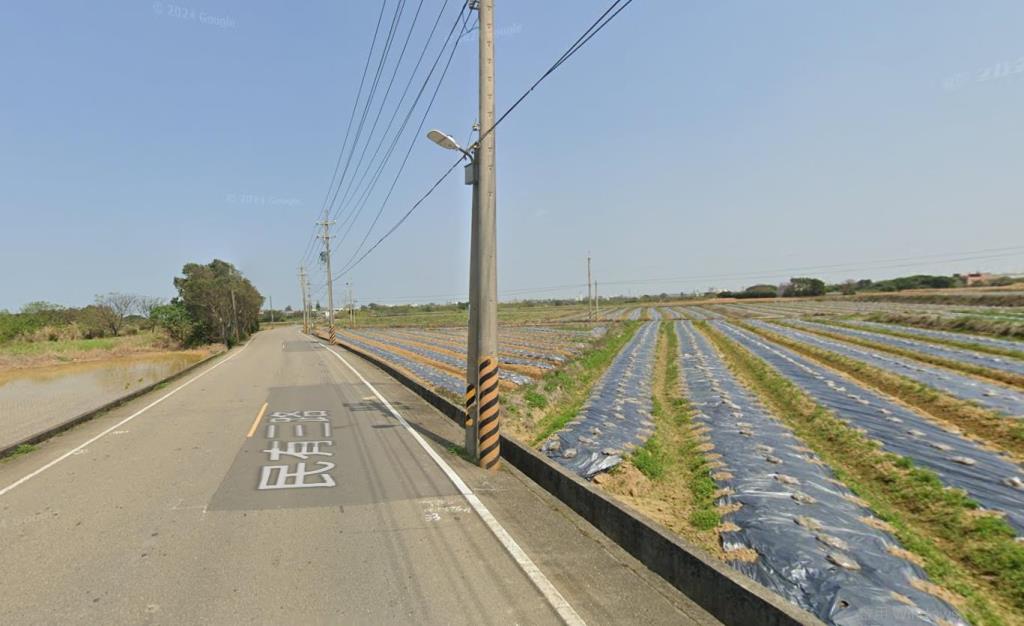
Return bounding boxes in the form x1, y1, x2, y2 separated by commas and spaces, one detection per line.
321, 341, 585, 626
0, 341, 250, 498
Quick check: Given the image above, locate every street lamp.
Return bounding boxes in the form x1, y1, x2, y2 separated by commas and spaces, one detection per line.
426, 126, 494, 468
426, 129, 473, 160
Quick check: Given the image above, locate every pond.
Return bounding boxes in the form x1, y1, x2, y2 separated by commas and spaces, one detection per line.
0, 352, 206, 451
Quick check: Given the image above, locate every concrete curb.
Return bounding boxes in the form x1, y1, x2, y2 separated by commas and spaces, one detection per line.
317, 332, 821, 626
0, 348, 229, 459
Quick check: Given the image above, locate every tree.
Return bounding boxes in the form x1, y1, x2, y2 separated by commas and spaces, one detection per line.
20, 301, 64, 315
94, 292, 140, 336
150, 302, 195, 345
782, 277, 826, 298
173, 260, 262, 346
137, 296, 167, 317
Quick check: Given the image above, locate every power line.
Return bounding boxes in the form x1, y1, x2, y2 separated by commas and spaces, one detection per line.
332, 4, 470, 276
319, 0, 636, 285
328, 0, 462, 235
329, 0, 434, 223
317, 1, 389, 221
478, 0, 634, 147
335, 245, 1024, 305
300, 1, 390, 268
324, 0, 409, 226
333, 156, 464, 282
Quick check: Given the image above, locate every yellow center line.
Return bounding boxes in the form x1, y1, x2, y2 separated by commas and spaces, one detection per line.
246, 402, 269, 438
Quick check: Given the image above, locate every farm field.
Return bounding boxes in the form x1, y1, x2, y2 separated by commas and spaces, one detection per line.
321, 324, 597, 400
317, 295, 1024, 624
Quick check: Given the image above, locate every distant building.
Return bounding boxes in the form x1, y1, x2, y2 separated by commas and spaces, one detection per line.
965, 272, 993, 286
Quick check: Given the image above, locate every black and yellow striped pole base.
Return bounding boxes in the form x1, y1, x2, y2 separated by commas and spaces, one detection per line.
329, 326, 336, 344
464, 384, 477, 427
477, 355, 501, 470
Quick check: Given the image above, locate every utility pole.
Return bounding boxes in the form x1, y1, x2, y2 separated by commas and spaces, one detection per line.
424, 0, 496, 469
305, 276, 313, 330
466, 0, 500, 470
587, 252, 593, 321
230, 289, 239, 345
318, 218, 336, 343
298, 267, 309, 333
595, 280, 600, 320
269, 296, 274, 324
346, 281, 353, 327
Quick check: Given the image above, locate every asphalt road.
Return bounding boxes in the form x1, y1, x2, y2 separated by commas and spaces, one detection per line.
0, 326, 718, 625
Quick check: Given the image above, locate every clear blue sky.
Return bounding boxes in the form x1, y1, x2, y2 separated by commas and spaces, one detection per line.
2, 1, 1023, 311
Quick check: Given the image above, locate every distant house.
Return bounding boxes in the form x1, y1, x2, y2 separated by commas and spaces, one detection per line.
965, 272, 993, 286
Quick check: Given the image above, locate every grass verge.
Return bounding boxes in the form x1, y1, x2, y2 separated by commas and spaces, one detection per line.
1, 443, 37, 461
780, 321, 1024, 390
701, 321, 1024, 626
604, 321, 722, 554
507, 321, 640, 445
825, 318, 1024, 362
864, 312, 1024, 342
741, 322, 1024, 460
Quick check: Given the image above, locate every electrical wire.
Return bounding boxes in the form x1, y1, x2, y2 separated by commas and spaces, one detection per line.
324, 0, 635, 284
329, 0, 457, 229
332, 4, 470, 275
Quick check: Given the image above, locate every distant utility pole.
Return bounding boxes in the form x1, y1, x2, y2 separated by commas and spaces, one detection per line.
318, 218, 336, 343
306, 277, 313, 328
587, 252, 593, 321
595, 280, 600, 320
346, 281, 354, 327
298, 266, 309, 333
269, 296, 274, 324
230, 289, 239, 344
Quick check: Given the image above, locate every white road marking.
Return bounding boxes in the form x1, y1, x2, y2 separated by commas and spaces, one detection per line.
321, 341, 586, 626
0, 342, 250, 498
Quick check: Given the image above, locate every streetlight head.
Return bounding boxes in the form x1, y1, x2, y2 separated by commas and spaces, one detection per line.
426, 129, 462, 152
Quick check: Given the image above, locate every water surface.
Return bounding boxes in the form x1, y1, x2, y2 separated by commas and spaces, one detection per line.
0, 353, 204, 451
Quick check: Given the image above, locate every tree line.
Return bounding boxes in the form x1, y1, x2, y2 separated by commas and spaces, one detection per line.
1, 259, 263, 348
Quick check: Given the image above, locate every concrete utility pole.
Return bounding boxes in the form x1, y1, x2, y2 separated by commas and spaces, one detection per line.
472, 0, 500, 471
298, 267, 309, 334
587, 253, 593, 321
424, 0, 498, 469
318, 218, 336, 343
269, 296, 274, 324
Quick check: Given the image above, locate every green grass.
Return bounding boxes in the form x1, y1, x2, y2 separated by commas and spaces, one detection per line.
2, 443, 37, 461
446, 444, 472, 462
632, 433, 666, 479
0, 331, 169, 359
633, 321, 721, 534
823, 318, 1024, 361
865, 311, 1024, 342
531, 322, 641, 444
743, 321, 1024, 458
701, 321, 1023, 625
781, 320, 1024, 389
0, 336, 118, 355
523, 388, 548, 410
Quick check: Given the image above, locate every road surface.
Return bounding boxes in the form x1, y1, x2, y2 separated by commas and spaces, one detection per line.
0, 326, 718, 625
